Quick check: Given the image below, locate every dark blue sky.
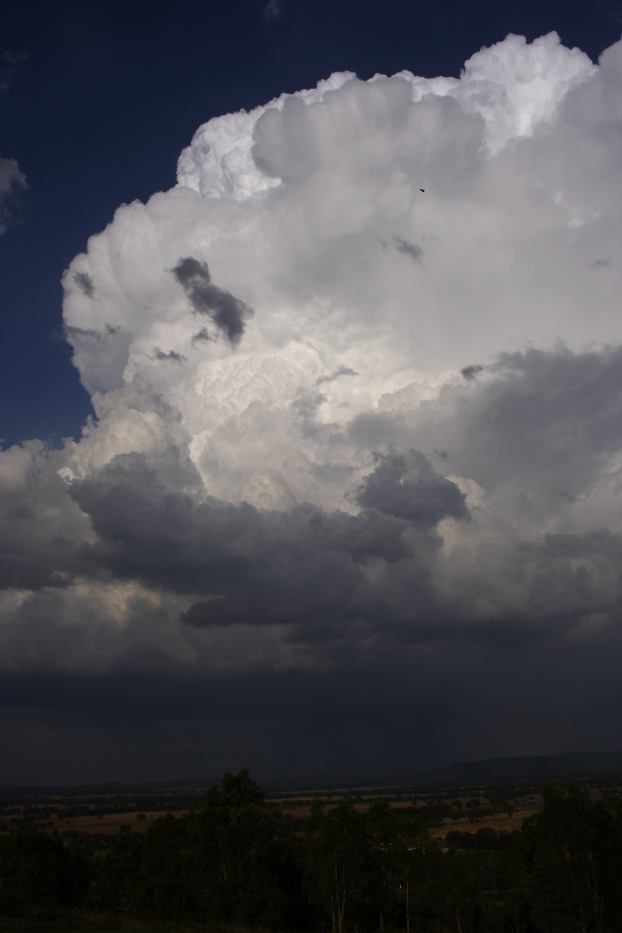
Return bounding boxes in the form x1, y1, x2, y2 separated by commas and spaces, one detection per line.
1, 0, 620, 447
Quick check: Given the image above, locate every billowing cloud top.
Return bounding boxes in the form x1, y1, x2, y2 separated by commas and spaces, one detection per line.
3, 32, 622, 777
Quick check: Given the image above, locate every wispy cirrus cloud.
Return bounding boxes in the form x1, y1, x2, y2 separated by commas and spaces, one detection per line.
0, 157, 27, 234
0, 49, 28, 93
263, 0, 283, 22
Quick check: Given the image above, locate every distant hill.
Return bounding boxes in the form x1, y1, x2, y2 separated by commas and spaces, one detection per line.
266, 753, 622, 790
423, 751, 622, 784
2, 751, 622, 795
0, 777, 214, 798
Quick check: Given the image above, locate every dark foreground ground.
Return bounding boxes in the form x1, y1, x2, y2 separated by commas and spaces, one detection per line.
1, 761, 622, 933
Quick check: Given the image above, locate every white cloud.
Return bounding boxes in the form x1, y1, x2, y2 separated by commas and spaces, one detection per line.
60, 34, 621, 512
3, 32, 622, 689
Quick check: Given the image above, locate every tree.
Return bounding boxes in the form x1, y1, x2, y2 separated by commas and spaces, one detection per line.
305, 800, 373, 933
524, 785, 622, 933
0, 829, 87, 918
190, 768, 288, 926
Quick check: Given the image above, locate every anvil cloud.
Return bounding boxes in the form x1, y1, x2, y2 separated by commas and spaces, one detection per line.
2, 32, 622, 780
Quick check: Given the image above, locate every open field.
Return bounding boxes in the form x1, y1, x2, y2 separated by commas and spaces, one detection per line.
0, 784, 547, 836
4, 774, 620, 840
0, 923, 125, 931
44, 797, 541, 836
0, 921, 209, 932
430, 806, 538, 838
33, 799, 433, 832
0, 922, 227, 932
51, 810, 189, 835
270, 796, 424, 819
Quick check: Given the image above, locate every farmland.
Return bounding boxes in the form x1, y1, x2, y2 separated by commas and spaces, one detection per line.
4, 771, 620, 839
1, 769, 622, 932
0, 780, 545, 837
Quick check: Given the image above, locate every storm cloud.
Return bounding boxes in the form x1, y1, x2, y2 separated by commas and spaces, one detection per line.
356, 450, 468, 528
460, 364, 483, 381
2, 32, 622, 780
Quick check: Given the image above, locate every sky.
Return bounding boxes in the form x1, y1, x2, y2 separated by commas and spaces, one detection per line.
1, 0, 622, 784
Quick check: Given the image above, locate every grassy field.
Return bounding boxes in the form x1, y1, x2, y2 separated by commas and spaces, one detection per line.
0, 918, 224, 931
0, 920, 205, 933
1, 785, 545, 839
430, 806, 538, 838
49, 810, 189, 835
41, 799, 540, 836
44, 798, 432, 833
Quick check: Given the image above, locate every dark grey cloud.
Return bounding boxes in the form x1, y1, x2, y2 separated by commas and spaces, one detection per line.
173, 256, 253, 345
460, 363, 483, 381
356, 450, 468, 528
154, 348, 186, 363
0, 444, 91, 590
73, 271, 94, 297
392, 236, 423, 262
191, 326, 211, 345
4, 345, 622, 780
317, 366, 358, 386
1, 620, 622, 783
456, 347, 622, 499
70, 451, 440, 641
0, 663, 502, 781
342, 347, 622, 639
352, 346, 622, 510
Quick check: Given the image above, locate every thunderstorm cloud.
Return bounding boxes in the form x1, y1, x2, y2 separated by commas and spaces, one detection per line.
3, 31, 622, 779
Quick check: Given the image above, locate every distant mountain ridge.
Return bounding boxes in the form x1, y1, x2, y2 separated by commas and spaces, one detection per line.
2, 751, 622, 795
423, 750, 622, 783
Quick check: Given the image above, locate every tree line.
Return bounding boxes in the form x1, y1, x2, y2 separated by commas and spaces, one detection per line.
1, 769, 621, 932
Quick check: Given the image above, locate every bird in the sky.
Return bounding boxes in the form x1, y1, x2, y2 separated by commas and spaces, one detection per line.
419, 188, 425, 192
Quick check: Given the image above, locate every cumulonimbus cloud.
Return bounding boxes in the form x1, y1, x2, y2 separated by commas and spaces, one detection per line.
2, 32, 622, 773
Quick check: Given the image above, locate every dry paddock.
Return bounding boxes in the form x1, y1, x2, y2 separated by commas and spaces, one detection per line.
47, 802, 539, 836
